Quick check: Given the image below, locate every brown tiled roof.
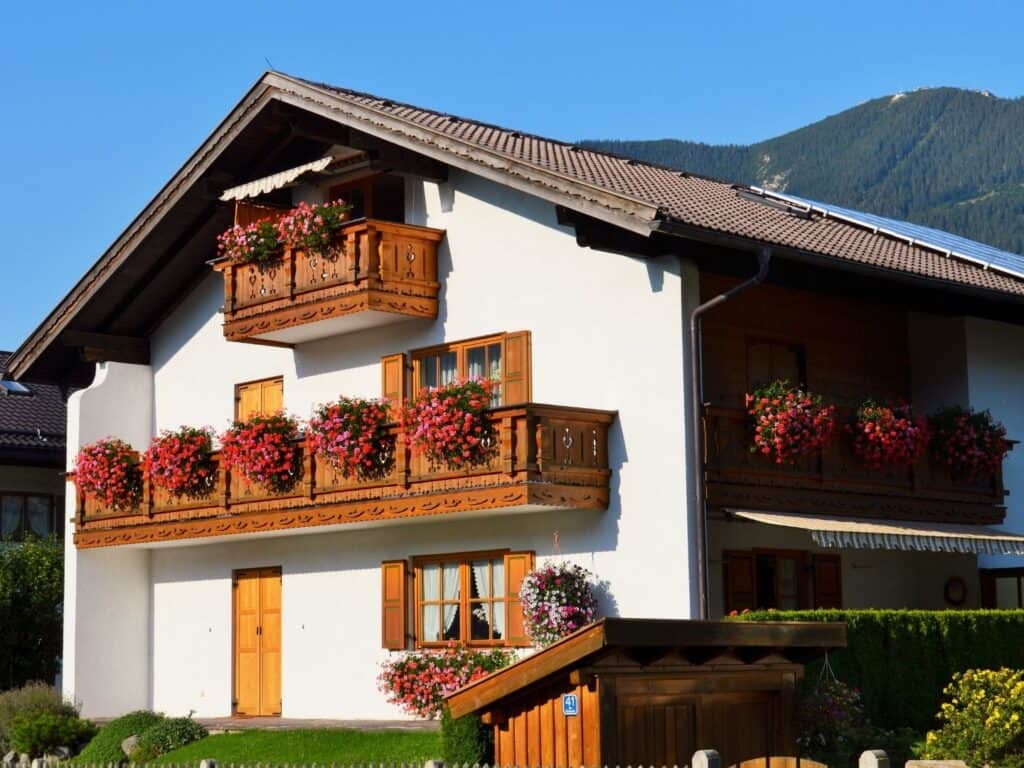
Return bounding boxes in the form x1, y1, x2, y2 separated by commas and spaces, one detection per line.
299, 77, 1024, 299
0, 352, 66, 455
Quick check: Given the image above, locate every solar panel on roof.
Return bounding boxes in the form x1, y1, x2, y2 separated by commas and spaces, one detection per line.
755, 188, 1024, 282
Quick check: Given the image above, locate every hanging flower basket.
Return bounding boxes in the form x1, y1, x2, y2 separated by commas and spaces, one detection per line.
216, 219, 283, 265
277, 199, 351, 254
928, 405, 1010, 478
519, 561, 599, 647
307, 396, 392, 479
143, 426, 217, 498
849, 399, 928, 470
745, 380, 835, 465
403, 379, 495, 470
73, 438, 142, 512
220, 414, 301, 493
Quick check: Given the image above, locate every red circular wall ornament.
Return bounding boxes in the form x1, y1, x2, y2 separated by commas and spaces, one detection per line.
944, 576, 968, 606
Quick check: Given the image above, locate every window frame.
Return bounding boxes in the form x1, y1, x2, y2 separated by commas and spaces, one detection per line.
412, 549, 522, 649
410, 332, 527, 407
745, 336, 808, 391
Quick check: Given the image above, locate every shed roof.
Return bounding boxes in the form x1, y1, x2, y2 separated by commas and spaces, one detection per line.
0, 352, 66, 463
445, 618, 846, 719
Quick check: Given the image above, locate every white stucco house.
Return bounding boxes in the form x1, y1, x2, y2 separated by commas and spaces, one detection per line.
9, 72, 1024, 719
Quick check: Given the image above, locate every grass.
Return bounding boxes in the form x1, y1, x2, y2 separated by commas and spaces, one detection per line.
157, 728, 441, 764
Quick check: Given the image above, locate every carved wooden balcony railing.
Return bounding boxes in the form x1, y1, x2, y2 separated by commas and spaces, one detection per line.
212, 218, 445, 344
73, 404, 616, 548
704, 405, 1007, 524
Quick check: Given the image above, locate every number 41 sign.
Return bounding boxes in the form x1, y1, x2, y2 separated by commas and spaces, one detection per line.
561, 693, 579, 716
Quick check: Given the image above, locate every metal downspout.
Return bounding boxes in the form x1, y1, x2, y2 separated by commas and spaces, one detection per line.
690, 247, 772, 619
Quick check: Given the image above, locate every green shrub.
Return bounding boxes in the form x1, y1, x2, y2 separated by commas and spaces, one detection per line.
440, 708, 491, 765
920, 668, 1024, 767
76, 710, 163, 764
131, 717, 208, 761
732, 609, 1024, 732
10, 712, 96, 757
0, 682, 78, 753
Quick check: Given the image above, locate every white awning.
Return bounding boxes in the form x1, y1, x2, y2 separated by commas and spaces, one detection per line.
220, 156, 335, 201
728, 509, 1024, 556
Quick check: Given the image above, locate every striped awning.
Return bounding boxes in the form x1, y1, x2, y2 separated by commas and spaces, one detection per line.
219, 156, 335, 201
729, 509, 1024, 556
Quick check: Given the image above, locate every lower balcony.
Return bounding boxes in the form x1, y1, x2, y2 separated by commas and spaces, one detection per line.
213, 218, 445, 345
74, 404, 616, 548
704, 406, 1007, 524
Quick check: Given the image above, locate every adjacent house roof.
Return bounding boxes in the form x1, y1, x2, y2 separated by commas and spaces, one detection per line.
0, 352, 66, 463
8, 71, 1024, 385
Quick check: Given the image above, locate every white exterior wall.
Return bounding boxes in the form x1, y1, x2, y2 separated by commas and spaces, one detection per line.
69, 169, 699, 718
63, 362, 154, 716
966, 317, 1024, 570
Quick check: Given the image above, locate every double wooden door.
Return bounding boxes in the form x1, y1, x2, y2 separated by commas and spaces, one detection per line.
233, 567, 281, 716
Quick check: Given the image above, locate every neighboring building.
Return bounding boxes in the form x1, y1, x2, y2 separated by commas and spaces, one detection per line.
0, 351, 65, 541
7, 72, 1024, 719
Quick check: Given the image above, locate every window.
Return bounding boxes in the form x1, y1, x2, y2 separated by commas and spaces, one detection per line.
235, 377, 284, 420
746, 339, 806, 390
0, 493, 62, 540
724, 550, 841, 613
411, 550, 533, 647
0, 380, 31, 396
410, 332, 531, 407
328, 173, 405, 222
981, 569, 1024, 608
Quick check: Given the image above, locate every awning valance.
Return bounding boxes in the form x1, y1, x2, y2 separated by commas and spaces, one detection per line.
729, 509, 1024, 556
219, 147, 368, 202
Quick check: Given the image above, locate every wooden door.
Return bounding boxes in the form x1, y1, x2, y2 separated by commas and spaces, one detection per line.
234, 567, 282, 716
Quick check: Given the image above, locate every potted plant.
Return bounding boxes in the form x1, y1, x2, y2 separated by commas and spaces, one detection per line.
73, 438, 142, 512
929, 405, 1010, 478
850, 399, 928, 469
403, 379, 495, 470
216, 219, 283, 265
143, 426, 217, 498
519, 561, 599, 647
745, 380, 835, 465
307, 396, 392, 479
277, 198, 351, 255
220, 413, 301, 493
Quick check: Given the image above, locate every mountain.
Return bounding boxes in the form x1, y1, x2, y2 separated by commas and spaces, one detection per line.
583, 88, 1024, 254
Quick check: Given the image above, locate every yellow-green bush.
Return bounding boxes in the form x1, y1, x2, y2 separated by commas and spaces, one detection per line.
921, 668, 1024, 767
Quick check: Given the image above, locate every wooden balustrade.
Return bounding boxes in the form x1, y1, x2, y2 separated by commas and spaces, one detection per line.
74, 404, 616, 548
703, 405, 1007, 524
213, 218, 445, 344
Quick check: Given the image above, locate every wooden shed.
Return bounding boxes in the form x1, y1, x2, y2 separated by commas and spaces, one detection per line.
446, 618, 846, 768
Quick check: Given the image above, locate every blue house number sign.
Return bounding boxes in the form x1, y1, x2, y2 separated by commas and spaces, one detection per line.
561, 693, 579, 716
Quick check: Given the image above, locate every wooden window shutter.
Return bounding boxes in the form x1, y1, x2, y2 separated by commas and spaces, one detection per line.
503, 551, 535, 645
723, 551, 756, 614
502, 331, 532, 404
236, 382, 261, 421
381, 560, 408, 650
812, 554, 843, 609
979, 571, 997, 609
381, 353, 408, 412
262, 378, 284, 415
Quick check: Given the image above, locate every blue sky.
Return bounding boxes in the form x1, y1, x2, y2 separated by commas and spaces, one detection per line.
2, 0, 1022, 352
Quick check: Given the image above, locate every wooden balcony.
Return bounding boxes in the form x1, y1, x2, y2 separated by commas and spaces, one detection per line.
73, 404, 616, 548
704, 406, 1007, 525
213, 218, 445, 344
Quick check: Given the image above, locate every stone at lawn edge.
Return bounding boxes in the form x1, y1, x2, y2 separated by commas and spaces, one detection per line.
199, 759, 217, 768
30, 759, 44, 768
120, 735, 139, 757
1, 751, 16, 766
905, 762, 968, 768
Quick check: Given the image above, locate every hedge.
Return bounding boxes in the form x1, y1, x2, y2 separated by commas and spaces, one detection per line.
732, 610, 1024, 732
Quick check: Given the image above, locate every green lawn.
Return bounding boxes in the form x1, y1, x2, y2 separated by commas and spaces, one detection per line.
158, 728, 441, 764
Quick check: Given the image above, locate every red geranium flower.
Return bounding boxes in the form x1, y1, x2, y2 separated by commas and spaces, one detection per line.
850, 399, 928, 470
73, 438, 142, 512
745, 380, 835, 465
220, 413, 301, 493
307, 396, 392, 479
929, 405, 1010, 478
143, 426, 217, 498
402, 379, 495, 470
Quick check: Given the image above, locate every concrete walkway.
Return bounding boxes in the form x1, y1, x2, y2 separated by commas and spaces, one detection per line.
196, 717, 439, 732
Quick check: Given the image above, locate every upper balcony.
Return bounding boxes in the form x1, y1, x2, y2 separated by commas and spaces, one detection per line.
213, 216, 445, 345
703, 405, 1007, 525
73, 403, 616, 548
